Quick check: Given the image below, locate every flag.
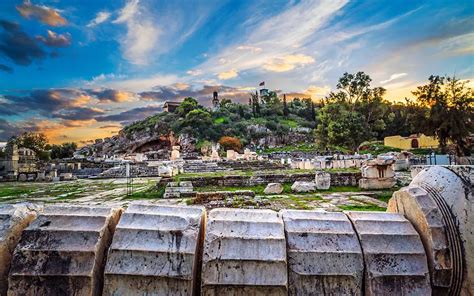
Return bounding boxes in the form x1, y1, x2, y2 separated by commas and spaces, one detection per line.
259, 81, 265, 86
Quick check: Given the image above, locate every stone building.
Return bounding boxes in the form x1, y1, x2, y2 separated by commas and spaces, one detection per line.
384, 133, 439, 150
212, 91, 219, 111
163, 101, 181, 113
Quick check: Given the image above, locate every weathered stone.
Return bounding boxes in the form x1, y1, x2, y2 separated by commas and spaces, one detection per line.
281, 210, 363, 295
389, 165, 473, 295
202, 209, 287, 295
104, 203, 205, 296
264, 183, 283, 194
0, 204, 39, 295
314, 171, 331, 190
359, 178, 396, 189
8, 205, 121, 296
346, 211, 431, 295
291, 181, 316, 193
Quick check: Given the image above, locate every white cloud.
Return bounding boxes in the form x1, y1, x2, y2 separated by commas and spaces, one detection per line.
236, 45, 262, 53
381, 73, 408, 84
263, 54, 315, 72
186, 69, 203, 76
218, 69, 238, 80
113, 0, 160, 65
87, 11, 111, 27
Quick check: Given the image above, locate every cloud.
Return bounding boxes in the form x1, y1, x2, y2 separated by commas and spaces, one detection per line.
87, 88, 135, 103
286, 85, 331, 101
87, 11, 111, 27
0, 64, 13, 73
99, 124, 122, 129
263, 54, 315, 72
113, 0, 160, 65
52, 107, 104, 121
218, 69, 238, 80
380, 73, 408, 84
16, 1, 67, 26
96, 105, 162, 124
186, 69, 203, 76
36, 30, 71, 47
236, 45, 262, 53
0, 20, 46, 65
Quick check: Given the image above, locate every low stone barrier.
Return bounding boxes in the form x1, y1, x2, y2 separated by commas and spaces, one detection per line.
162, 172, 360, 187
193, 190, 255, 204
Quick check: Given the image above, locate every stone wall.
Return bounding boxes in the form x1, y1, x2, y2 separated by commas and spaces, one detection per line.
163, 172, 360, 187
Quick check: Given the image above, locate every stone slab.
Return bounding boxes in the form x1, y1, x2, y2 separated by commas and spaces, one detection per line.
103, 203, 205, 296
346, 211, 431, 295
202, 208, 287, 295
281, 210, 363, 295
8, 205, 121, 296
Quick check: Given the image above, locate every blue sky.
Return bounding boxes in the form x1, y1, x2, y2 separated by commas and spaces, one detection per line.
0, 0, 473, 143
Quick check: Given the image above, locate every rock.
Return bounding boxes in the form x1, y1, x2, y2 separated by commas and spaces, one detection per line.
346, 212, 431, 295
0, 204, 39, 295
281, 210, 363, 295
314, 171, 331, 190
264, 183, 283, 194
8, 205, 122, 296
359, 178, 396, 189
202, 208, 287, 295
291, 181, 316, 193
158, 165, 174, 177
104, 203, 205, 296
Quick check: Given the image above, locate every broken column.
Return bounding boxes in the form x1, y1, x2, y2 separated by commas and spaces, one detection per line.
346, 211, 431, 295
359, 157, 396, 189
0, 204, 39, 295
388, 165, 473, 295
281, 210, 363, 295
104, 203, 205, 296
8, 205, 121, 296
170, 145, 181, 160
202, 208, 287, 295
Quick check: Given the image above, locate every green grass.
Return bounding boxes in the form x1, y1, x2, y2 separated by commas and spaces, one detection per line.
214, 117, 226, 124
0, 187, 34, 197
279, 119, 299, 128
123, 185, 165, 200
372, 191, 394, 203
261, 143, 317, 154
339, 204, 386, 211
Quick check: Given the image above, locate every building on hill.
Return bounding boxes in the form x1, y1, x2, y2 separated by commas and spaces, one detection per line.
163, 101, 181, 113
212, 91, 219, 111
384, 134, 439, 150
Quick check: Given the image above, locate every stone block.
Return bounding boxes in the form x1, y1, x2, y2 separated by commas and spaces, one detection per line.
202, 208, 287, 295
104, 203, 205, 296
264, 183, 283, 194
281, 210, 363, 295
0, 204, 39, 295
359, 178, 396, 189
346, 211, 431, 295
291, 181, 316, 193
314, 171, 331, 190
8, 205, 122, 296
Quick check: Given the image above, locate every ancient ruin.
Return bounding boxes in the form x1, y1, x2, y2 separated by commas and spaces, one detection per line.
0, 166, 471, 295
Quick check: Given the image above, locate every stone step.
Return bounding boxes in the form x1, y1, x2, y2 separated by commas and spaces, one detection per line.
202, 208, 288, 294
346, 211, 431, 295
8, 205, 121, 296
103, 202, 205, 296
282, 210, 363, 295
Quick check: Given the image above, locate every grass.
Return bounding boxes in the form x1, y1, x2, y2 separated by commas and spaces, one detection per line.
214, 117, 226, 124
0, 187, 34, 198
261, 143, 318, 153
279, 119, 299, 128
372, 191, 394, 203
339, 204, 386, 211
123, 185, 165, 200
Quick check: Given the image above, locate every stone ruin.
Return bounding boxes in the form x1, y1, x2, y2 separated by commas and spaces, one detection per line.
359, 156, 397, 189
0, 165, 472, 295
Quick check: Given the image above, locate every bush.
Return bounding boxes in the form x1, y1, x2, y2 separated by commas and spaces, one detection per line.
218, 136, 242, 152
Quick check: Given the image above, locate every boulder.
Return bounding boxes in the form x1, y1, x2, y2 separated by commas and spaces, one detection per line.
291, 181, 316, 193
314, 171, 331, 190
264, 183, 283, 194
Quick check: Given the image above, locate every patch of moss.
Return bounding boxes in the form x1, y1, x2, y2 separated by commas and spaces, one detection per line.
339, 204, 386, 211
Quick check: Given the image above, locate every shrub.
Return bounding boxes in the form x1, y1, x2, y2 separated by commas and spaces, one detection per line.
218, 136, 242, 152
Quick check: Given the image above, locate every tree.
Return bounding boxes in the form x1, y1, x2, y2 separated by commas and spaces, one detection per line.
9, 132, 48, 153
177, 97, 200, 117
50, 142, 78, 159
413, 75, 473, 156
336, 71, 372, 105
283, 94, 289, 116
181, 109, 213, 138
218, 136, 242, 152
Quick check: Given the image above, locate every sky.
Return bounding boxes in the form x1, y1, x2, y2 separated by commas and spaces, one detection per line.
0, 0, 473, 144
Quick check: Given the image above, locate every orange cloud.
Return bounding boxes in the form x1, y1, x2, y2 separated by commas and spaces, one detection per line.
218, 69, 238, 80
263, 54, 315, 72
16, 2, 67, 26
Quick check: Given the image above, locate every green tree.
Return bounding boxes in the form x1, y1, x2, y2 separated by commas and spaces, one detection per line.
177, 97, 200, 117
413, 75, 473, 155
50, 142, 78, 159
181, 109, 213, 138
283, 94, 289, 116
9, 132, 48, 153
